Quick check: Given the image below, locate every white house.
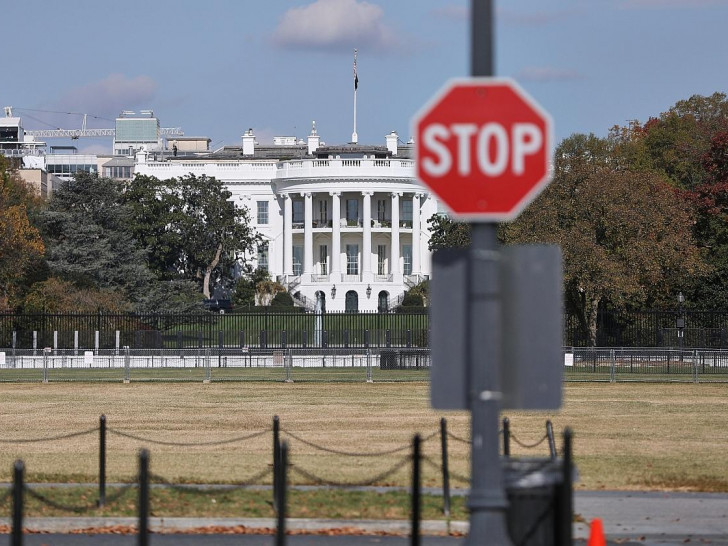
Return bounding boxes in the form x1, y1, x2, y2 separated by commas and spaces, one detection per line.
134, 124, 438, 313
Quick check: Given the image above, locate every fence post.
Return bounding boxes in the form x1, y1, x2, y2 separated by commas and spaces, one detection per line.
95, 330, 100, 353
12, 459, 24, 546
546, 420, 556, 459
138, 449, 149, 546
366, 348, 373, 383
285, 350, 293, 383
115, 330, 120, 356
204, 348, 211, 383
273, 415, 280, 514
406, 329, 412, 348
124, 346, 131, 383
386, 329, 391, 348
53, 331, 58, 354
693, 350, 699, 384
276, 440, 288, 546
33, 331, 37, 356
502, 417, 510, 458
42, 347, 50, 383
99, 415, 106, 507
610, 349, 616, 383
411, 434, 421, 546
557, 428, 573, 546
218, 331, 224, 368
440, 418, 451, 518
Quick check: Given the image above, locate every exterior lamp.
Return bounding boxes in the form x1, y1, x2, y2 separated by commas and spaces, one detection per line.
366, 285, 372, 298
331, 284, 336, 298
676, 292, 686, 348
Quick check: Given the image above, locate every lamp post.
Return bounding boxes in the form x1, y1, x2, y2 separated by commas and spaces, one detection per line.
676, 292, 685, 350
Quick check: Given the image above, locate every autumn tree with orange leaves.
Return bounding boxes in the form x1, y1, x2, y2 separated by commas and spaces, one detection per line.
0, 157, 45, 311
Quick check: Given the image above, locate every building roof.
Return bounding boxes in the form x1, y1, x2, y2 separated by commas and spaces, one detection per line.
176, 141, 414, 162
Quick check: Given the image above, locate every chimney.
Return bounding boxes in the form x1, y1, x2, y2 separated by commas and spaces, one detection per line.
242, 128, 256, 156
307, 121, 320, 155
386, 130, 398, 156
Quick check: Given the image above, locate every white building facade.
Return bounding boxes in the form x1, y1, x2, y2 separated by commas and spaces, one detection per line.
135, 126, 438, 313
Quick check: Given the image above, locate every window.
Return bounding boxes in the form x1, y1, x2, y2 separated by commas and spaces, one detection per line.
346, 244, 359, 275
319, 200, 328, 224
346, 199, 359, 225
403, 244, 412, 275
293, 246, 304, 276
402, 199, 413, 223
377, 245, 387, 275
377, 200, 387, 222
292, 200, 304, 224
319, 245, 328, 275
104, 166, 132, 179
257, 201, 269, 225
345, 291, 359, 313
257, 243, 269, 272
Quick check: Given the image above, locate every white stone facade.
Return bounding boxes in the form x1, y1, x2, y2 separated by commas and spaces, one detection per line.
135, 128, 437, 313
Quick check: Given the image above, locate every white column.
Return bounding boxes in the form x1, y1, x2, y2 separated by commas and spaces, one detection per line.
391, 192, 401, 276
412, 193, 422, 275
283, 194, 293, 276
330, 191, 341, 281
362, 191, 372, 282
303, 192, 313, 276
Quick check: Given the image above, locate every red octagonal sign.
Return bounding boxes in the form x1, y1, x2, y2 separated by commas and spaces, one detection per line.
413, 78, 553, 221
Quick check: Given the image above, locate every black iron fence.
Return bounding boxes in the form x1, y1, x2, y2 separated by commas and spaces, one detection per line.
6, 309, 728, 350
564, 309, 728, 348
0, 311, 429, 350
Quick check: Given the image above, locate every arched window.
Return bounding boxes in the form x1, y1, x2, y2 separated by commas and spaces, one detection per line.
315, 291, 326, 313
345, 291, 359, 313
378, 291, 389, 313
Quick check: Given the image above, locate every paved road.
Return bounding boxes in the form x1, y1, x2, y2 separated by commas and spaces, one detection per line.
574, 490, 728, 544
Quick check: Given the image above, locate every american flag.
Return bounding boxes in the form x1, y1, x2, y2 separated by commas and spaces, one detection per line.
353, 49, 358, 91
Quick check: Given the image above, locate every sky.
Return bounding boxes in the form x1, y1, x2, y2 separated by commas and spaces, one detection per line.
4, 0, 728, 154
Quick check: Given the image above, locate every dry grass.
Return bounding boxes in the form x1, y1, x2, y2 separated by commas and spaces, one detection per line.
0, 381, 727, 491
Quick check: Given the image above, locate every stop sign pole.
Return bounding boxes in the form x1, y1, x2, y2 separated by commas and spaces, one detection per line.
468, 1, 511, 545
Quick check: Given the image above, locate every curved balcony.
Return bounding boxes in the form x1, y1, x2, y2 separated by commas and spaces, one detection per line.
276, 158, 415, 181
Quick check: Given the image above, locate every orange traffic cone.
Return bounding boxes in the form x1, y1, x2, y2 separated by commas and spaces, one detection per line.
587, 518, 606, 546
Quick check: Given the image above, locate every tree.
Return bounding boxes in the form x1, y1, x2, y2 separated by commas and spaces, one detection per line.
38, 173, 154, 302
426, 213, 471, 251
504, 134, 706, 345
23, 277, 130, 314
611, 93, 728, 309
233, 267, 270, 307
121, 174, 183, 279
0, 157, 45, 311
271, 291, 295, 308
124, 174, 259, 298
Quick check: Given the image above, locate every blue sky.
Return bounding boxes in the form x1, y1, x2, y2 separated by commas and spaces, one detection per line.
4, 0, 728, 153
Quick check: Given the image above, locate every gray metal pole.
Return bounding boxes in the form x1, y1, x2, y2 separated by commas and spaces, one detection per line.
466, 225, 511, 545
466, 1, 511, 542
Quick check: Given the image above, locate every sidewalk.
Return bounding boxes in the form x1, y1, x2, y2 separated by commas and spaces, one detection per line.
3, 489, 728, 543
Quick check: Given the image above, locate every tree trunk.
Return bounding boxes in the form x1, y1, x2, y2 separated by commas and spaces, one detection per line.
587, 297, 600, 347
202, 243, 223, 299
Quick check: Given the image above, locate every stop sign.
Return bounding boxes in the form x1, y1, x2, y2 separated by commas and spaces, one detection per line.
413, 78, 553, 221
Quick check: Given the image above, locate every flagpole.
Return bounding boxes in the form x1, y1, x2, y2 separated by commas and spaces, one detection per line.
352, 49, 358, 144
